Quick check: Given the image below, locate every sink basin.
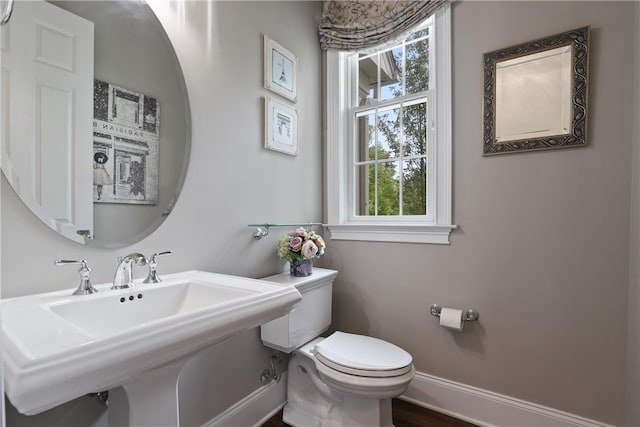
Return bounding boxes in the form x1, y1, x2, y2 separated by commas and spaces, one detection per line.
49, 279, 255, 337
2, 270, 301, 416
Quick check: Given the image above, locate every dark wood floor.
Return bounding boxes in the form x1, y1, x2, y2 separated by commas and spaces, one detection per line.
262, 398, 478, 427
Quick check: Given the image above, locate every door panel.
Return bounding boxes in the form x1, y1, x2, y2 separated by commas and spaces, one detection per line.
1, 0, 94, 242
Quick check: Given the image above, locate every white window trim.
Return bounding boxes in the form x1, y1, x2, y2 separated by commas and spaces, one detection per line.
324, 3, 455, 244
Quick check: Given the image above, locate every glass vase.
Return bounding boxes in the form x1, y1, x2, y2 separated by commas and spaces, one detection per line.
290, 259, 313, 277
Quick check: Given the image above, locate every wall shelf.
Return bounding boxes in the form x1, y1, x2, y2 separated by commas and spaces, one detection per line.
248, 222, 323, 240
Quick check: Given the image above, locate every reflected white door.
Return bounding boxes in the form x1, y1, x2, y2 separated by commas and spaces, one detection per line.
1, 0, 94, 242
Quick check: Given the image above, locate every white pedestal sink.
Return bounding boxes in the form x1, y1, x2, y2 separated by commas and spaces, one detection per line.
1, 270, 302, 425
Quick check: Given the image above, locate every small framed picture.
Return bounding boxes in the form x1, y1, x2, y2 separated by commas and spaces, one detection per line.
265, 96, 298, 156
264, 35, 298, 103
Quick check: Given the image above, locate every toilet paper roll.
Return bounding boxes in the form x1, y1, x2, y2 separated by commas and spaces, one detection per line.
440, 308, 464, 331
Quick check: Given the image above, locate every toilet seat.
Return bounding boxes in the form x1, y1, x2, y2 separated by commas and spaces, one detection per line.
312, 353, 416, 400
314, 332, 413, 378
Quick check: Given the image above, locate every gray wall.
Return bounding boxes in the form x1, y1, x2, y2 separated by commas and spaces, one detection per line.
324, 2, 633, 425
627, 2, 640, 426
2, 1, 322, 425
1, 1, 637, 426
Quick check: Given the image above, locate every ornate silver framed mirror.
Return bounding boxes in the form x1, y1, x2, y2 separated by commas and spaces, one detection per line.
482, 26, 589, 155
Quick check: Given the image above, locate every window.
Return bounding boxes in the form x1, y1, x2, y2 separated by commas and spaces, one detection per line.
325, 4, 454, 244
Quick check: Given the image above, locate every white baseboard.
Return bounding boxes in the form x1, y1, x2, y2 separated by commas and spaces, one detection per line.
402, 371, 615, 427
201, 369, 614, 427
202, 372, 287, 427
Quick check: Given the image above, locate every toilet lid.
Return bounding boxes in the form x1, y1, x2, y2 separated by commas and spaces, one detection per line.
314, 332, 412, 375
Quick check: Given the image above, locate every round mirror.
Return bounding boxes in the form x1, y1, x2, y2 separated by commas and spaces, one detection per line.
1, 0, 191, 248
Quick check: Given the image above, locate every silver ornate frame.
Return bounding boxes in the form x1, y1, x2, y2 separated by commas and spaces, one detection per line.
482, 26, 589, 156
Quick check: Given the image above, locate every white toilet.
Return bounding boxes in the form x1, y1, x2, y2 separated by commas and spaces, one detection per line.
261, 268, 415, 427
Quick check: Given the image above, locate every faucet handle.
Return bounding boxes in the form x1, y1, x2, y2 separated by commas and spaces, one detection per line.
54, 259, 98, 296
149, 251, 172, 263
143, 251, 172, 284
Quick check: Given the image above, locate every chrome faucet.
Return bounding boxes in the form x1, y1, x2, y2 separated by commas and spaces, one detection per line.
112, 253, 147, 290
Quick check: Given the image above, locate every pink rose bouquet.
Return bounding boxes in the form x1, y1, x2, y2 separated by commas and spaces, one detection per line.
277, 227, 326, 263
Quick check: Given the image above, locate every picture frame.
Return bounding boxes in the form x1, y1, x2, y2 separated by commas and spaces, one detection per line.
93, 79, 159, 205
265, 96, 298, 156
482, 26, 589, 156
264, 35, 298, 103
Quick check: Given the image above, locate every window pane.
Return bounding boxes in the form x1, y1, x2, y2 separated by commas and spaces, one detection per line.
355, 162, 400, 216
402, 101, 427, 158
356, 113, 376, 162
376, 161, 400, 216
405, 38, 429, 94
358, 54, 378, 103
349, 19, 437, 220
380, 47, 403, 101
402, 158, 427, 215
355, 164, 372, 216
407, 27, 429, 42
378, 108, 400, 159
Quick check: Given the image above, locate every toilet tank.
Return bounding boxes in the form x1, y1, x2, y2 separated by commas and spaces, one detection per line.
260, 268, 338, 352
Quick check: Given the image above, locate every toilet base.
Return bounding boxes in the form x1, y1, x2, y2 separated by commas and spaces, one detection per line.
284, 397, 393, 427
283, 353, 395, 427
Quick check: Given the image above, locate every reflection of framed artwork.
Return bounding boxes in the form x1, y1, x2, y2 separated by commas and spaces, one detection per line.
265, 97, 298, 156
93, 79, 159, 205
264, 35, 298, 102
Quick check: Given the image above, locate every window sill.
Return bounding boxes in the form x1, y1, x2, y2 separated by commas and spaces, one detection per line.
325, 223, 457, 245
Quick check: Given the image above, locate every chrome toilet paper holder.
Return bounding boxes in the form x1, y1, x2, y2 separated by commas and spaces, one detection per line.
430, 304, 480, 322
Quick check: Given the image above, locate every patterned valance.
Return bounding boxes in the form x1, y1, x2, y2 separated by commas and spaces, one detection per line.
319, 0, 448, 51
